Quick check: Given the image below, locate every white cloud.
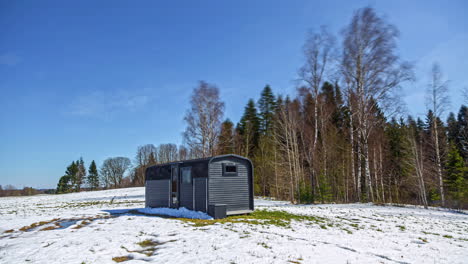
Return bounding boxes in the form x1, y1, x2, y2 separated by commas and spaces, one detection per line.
69, 89, 152, 118
0, 52, 22, 66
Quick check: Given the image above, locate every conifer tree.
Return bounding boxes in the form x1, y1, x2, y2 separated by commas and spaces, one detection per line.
75, 157, 86, 192
457, 105, 468, 159
87, 160, 99, 190
217, 119, 235, 155
445, 143, 467, 208
237, 99, 260, 158
66, 161, 78, 192
56, 175, 71, 194
257, 85, 276, 135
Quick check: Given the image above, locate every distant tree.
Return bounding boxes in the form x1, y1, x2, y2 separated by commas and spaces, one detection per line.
426, 62, 450, 206
56, 161, 79, 193
217, 119, 235, 155
87, 160, 100, 190
341, 7, 412, 202
75, 157, 86, 192
158, 143, 178, 163
183, 81, 225, 158
257, 85, 277, 135
445, 143, 467, 208
66, 161, 78, 191
100, 157, 131, 188
299, 26, 336, 181
237, 99, 260, 158
134, 144, 158, 185
56, 175, 72, 194
178, 145, 189, 160
457, 105, 468, 159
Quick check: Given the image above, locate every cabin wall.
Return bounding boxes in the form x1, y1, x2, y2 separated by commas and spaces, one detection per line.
208, 157, 252, 213
145, 180, 170, 207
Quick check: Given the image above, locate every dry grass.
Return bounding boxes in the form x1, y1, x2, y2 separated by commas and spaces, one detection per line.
17, 215, 113, 233
4, 229, 14, 233
112, 256, 132, 262
137, 239, 159, 247
72, 220, 91, 229
40, 224, 60, 231
18, 219, 60, 232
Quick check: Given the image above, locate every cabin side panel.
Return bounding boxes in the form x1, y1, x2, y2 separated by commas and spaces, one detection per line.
208, 157, 251, 212
194, 178, 207, 212
145, 180, 170, 207
179, 182, 194, 210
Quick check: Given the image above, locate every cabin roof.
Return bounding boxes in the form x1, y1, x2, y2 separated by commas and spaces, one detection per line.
146, 154, 251, 169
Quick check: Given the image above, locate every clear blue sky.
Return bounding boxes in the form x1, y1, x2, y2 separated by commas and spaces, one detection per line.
1, 0, 467, 189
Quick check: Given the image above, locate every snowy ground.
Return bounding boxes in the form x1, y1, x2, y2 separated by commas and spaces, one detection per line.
0, 187, 467, 264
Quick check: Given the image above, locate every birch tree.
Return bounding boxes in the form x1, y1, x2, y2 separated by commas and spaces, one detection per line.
299, 26, 336, 198
183, 81, 225, 158
341, 7, 412, 201
426, 62, 450, 206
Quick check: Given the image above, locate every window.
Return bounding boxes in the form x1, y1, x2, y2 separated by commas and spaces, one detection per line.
225, 165, 237, 173
171, 166, 178, 192
181, 167, 192, 184
223, 163, 238, 176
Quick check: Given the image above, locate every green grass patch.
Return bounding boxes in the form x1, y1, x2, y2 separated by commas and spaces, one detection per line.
443, 235, 453, 239
397, 225, 406, 231
177, 209, 327, 228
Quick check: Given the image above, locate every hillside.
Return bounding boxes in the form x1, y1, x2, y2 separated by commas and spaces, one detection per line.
0, 187, 467, 263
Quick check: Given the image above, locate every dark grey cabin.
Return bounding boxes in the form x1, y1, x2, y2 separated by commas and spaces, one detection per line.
145, 154, 254, 218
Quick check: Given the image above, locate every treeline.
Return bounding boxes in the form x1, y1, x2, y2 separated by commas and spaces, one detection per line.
55, 143, 187, 193
176, 7, 467, 209
0, 185, 53, 197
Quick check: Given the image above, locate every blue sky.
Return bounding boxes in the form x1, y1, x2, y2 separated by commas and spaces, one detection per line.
1, 0, 467, 189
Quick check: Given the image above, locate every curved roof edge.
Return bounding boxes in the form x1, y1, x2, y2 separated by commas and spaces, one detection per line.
146, 154, 252, 169
208, 154, 253, 166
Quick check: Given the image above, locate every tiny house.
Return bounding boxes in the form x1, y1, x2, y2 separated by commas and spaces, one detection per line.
145, 154, 254, 218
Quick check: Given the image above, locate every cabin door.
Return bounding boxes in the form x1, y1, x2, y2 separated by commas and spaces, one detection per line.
179, 167, 194, 210
170, 165, 179, 208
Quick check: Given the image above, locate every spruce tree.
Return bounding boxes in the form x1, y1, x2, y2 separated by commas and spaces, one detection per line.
257, 85, 276, 135
218, 119, 235, 154
66, 161, 78, 192
447, 112, 458, 144
457, 105, 468, 159
87, 160, 99, 190
56, 175, 71, 194
75, 157, 86, 192
238, 99, 260, 157
445, 143, 467, 208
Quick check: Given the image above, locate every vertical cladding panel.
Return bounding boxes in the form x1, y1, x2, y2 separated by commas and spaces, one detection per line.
180, 182, 193, 210
208, 157, 251, 212
145, 180, 170, 207
194, 178, 207, 212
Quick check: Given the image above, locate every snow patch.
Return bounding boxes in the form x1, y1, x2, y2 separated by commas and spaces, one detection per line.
137, 207, 213, 220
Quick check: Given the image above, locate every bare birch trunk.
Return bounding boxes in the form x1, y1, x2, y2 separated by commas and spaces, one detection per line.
433, 120, 445, 207
373, 147, 380, 202
379, 144, 385, 203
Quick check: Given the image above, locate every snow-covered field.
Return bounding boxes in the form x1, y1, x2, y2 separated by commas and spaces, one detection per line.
1, 187, 467, 263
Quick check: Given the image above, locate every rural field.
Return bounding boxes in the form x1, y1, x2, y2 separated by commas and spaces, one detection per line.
0, 187, 467, 264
